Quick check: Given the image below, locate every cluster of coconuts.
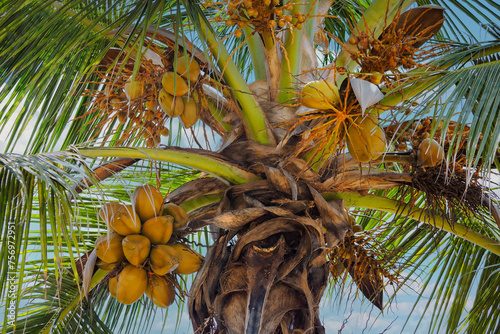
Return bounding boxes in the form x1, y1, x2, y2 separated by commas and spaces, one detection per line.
125, 56, 202, 130
217, 0, 307, 35
300, 80, 446, 166
300, 80, 387, 163
95, 185, 203, 307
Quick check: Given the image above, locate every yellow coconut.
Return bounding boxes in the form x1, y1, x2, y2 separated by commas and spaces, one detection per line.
116, 264, 148, 305
161, 72, 189, 96
122, 234, 151, 266
141, 216, 174, 245
132, 185, 164, 222
301, 80, 340, 109
145, 275, 176, 308
352, 224, 363, 233
149, 245, 181, 276
95, 233, 125, 263
108, 276, 118, 298
109, 205, 141, 236
96, 259, 119, 272
370, 72, 383, 85
99, 202, 123, 225
163, 203, 189, 230
145, 99, 156, 111
158, 89, 184, 117
160, 127, 170, 136
346, 114, 387, 162
124, 79, 144, 100
174, 56, 200, 83
171, 243, 203, 275
180, 97, 199, 128
418, 138, 445, 167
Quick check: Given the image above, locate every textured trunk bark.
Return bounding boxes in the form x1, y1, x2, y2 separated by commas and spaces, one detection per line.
187, 166, 351, 333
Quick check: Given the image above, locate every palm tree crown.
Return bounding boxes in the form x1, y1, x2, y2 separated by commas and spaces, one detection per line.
1, 0, 499, 333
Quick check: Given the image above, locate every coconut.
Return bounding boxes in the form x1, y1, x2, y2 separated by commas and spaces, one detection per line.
141, 216, 174, 245
158, 89, 184, 117
163, 203, 189, 230
180, 97, 199, 129
124, 79, 144, 100
122, 234, 151, 266
301, 80, 340, 109
95, 233, 125, 263
346, 114, 387, 162
418, 138, 445, 167
99, 202, 123, 225
174, 56, 200, 83
171, 243, 203, 275
132, 185, 164, 222
109, 205, 141, 236
116, 264, 148, 305
96, 259, 119, 272
149, 245, 181, 276
145, 275, 176, 308
108, 276, 118, 298
161, 72, 189, 96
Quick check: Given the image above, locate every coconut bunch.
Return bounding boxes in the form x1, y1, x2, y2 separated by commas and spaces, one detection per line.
91, 44, 204, 147
95, 184, 203, 307
156, 57, 201, 129
206, 0, 307, 37
299, 80, 388, 163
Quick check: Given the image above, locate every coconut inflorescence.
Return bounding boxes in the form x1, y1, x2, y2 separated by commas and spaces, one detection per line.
90, 46, 205, 149
96, 184, 204, 307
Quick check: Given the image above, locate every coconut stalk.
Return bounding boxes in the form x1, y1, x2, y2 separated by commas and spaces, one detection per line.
244, 26, 267, 81
325, 192, 500, 256
262, 30, 282, 102
77, 147, 261, 185
278, 0, 307, 103
194, 15, 275, 146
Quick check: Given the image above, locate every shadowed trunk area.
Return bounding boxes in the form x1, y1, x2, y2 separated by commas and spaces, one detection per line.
187, 167, 351, 333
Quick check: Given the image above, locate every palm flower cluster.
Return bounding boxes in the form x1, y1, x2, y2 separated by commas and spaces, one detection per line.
205, 0, 308, 37
338, 6, 448, 87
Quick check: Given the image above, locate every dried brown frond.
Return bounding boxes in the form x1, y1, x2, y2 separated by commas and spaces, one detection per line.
328, 223, 403, 310
407, 167, 487, 223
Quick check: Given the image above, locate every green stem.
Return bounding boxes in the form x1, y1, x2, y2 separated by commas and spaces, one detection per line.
77, 147, 261, 185
278, 1, 306, 103
42, 269, 108, 334
244, 27, 267, 81
180, 192, 224, 213
305, 0, 318, 40
324, 192, 500, 256
197, 18, 273, 145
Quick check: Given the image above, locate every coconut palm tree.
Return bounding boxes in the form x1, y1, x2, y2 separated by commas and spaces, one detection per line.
1, 0, 500, 333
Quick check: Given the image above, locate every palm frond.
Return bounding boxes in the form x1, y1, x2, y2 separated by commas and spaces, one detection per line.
0, 0, 174, 154
417, 0, 500, 42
